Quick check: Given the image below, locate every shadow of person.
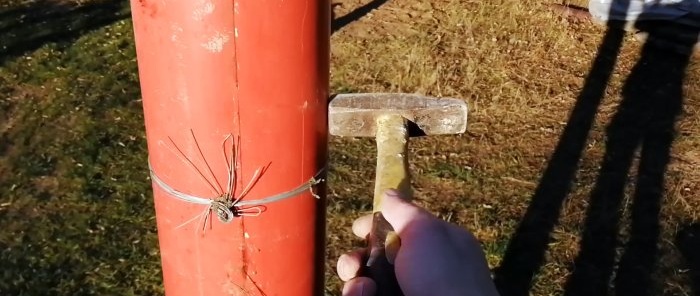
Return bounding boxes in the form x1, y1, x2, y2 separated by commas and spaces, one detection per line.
0, 0, 130, 65
494, 1, 699, 295
677, 223, 700, 295
564, 9, 698, 296
493, 13, 630, 296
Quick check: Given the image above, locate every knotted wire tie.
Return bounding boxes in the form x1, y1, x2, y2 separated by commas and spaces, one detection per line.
148, 161, 325, 224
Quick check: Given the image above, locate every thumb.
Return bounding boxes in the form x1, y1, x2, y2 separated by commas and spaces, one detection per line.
380, 189, 434, 233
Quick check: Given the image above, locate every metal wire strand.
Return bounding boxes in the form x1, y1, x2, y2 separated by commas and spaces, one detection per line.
148, 160, 325, 223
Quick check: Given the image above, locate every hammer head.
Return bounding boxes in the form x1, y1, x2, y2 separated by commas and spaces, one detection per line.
328, 93, 468, 137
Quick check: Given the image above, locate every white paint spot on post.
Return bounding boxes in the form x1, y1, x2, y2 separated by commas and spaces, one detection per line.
176, 92, 189, 102
170, 24, 183, 42
201, 32, 230, 53
193, 2, 215, 21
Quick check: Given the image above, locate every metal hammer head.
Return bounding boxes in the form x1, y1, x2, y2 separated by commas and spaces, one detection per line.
328, 93, 468, 137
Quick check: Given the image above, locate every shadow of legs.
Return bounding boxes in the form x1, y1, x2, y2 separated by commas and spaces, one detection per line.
565, 19, 694, 296
562, 108, 640, 296
493, 24, 627, 296
677, 223, 700, 295
613, 19, 696, 296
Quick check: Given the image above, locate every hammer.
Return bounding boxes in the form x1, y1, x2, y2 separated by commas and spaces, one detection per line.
329, 93, 468, 295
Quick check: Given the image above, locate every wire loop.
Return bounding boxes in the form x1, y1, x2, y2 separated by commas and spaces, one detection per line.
148, 161, 325, 224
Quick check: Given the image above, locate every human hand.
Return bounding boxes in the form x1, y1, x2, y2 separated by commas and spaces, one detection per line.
336, 190, 499, 296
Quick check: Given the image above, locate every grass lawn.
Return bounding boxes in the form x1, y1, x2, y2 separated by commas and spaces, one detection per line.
1, 0, 699, 295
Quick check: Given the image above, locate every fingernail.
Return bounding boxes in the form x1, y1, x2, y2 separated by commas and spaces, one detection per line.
338, 256, 351, 278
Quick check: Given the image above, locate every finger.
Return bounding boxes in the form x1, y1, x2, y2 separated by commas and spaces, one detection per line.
337, 249, 366, 282
352, 214, 373, 238
445, 223, 481, 250
380, 189, 434, 233
342, 277, 377, 296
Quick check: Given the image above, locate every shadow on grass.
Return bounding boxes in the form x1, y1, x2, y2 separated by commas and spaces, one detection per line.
0, 0, 130, 65
494, 1, 699, 295
564, 18, 697, 296
677, 223, 700, 295
331, 0, 388, 34
493, 17, 628, 296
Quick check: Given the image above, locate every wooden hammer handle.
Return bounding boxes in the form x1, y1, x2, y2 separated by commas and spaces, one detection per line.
362, 114, 411, 296
364, 212, 403, 296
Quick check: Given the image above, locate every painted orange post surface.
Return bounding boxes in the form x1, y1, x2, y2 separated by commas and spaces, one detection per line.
129, 0, 330, 295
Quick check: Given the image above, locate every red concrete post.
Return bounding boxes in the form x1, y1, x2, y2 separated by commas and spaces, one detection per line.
129, 0, 330, 295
